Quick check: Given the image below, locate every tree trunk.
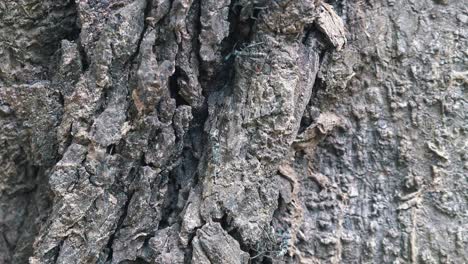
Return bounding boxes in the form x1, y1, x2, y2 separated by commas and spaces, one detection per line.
0, 0, 466, 263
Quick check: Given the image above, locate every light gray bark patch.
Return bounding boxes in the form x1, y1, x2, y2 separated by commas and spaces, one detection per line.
191, 222, 250, 264
90, 106, 127, 147
315, 3, 347, 51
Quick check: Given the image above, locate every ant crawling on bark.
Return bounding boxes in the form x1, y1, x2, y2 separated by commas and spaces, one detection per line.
224, 42, 266, 60
224, 42, 269, 74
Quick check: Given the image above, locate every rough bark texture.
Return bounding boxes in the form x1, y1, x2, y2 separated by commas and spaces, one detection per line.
0, 0, 466, 263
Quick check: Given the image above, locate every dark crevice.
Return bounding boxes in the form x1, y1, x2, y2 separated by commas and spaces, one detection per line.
168, 0, 209, 202
326, 0, 346, 15
298, 26, 332, 133
51, 240, 64, 263
4, 158, 53, 263
44, 0, 82, 78
212, 213, 253, 259
106, 144, 116, 155
193, 0, 216, 121
139, 153, 150, 167
133, 257, 151, 264
245, 196, 288, 263
105, 191, 135, 262
56, 122, 73, 162
311, 74, 326, 99
157, 172, 179, 230
57, 91, 65, 107
302, 26, 313, 45
299, 69, 326, 132
169, 67, 190, 106
194, 0, 203, 85
220, 0, 260, 63
1, 231, 12, 251
127, 167, 140, 188
94, 87, 111, 117
124, 0, 154, 69
63, 17, 80, 42
40, 0, 79, 63
7, 166, 46, 263
229, 227, 249, 252
200, 0, 259, 95
221, 0, 254, 57
123, 0, 155, 125
140, 231, 155, 254
213, 213, 231, 231
77, 40, 90, 72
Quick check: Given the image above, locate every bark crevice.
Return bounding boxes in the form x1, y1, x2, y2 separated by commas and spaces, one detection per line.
1, 0, 466, 263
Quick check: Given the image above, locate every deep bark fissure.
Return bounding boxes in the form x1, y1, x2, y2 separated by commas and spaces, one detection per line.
105, 191, 135, 262
169, 67, 190, 106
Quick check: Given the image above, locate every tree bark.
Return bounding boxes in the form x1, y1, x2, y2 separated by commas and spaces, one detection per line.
0, 0, 466, 263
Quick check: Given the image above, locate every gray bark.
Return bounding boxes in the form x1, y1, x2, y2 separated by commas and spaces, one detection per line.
0, 0, 466, 263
